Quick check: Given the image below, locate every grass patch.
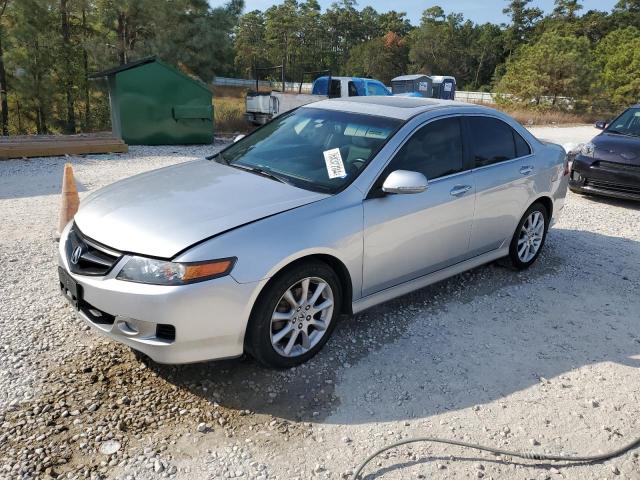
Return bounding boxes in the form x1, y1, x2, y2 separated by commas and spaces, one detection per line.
486, 103, 605, 126
213, 85, 249, 98
214, 96, 249, 134
212, 87, 605, 133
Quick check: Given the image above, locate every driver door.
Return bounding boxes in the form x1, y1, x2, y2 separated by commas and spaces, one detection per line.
361, 117, 476, 296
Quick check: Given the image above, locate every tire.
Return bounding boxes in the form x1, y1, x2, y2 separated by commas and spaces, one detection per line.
245, 260, 342, 368
505, 202, 549, 270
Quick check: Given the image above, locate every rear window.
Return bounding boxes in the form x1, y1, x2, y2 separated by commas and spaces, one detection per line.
467, 117, 521, 167
514, 131, 531, 157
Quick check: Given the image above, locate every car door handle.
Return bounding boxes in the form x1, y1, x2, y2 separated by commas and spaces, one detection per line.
520, 165, 534, 175
450, 185, 472, 197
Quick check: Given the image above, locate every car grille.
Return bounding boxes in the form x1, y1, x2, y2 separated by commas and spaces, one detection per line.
595, 161, 640, 172
585, 179, 640, 196
65, 224, 122, 276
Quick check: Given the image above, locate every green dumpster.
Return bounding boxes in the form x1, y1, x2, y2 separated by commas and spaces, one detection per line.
89, 57, 213, 145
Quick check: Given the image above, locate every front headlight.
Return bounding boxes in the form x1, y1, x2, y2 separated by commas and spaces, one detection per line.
117, 256, 236, 285
580, 142, 595, 157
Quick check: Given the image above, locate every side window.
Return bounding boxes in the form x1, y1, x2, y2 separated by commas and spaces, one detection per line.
391, 118, 464, 180
366, 81, 389, 96
467, 117, 516, 167
514, 131, 531, 157
348, 81, 359, 97
329, 80, 341, 98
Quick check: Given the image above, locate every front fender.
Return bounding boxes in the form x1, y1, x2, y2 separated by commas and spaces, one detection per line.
174, 188, 365, 299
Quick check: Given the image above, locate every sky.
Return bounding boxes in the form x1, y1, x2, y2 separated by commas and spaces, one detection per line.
209, 0, 619, 25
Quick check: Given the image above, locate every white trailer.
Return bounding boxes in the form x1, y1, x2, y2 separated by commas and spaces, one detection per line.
245, 91, 326, 125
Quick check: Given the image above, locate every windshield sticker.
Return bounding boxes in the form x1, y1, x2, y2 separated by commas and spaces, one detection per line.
323, 148, 347, 179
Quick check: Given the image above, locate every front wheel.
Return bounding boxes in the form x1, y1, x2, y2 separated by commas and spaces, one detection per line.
245, 261, 342, 368
506, 202, 549, 270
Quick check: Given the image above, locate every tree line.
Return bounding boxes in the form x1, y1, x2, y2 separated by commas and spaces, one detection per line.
2, 0, 640, 135
0, 0, 242, 135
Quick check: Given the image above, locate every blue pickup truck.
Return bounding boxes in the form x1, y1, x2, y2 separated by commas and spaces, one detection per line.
311, 76, 391, 97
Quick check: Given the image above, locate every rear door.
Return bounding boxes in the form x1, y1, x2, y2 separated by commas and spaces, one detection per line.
361, 116, 476, 296
465, 115, 534, 256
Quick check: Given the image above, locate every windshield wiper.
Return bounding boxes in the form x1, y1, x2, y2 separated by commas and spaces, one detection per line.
208, 151, 228, 164
227, 162, 333, 193
607, 129, 633, 136
231, 164, 294, 186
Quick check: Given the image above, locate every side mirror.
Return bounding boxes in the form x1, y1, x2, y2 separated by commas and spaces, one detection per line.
233, 134, 246, 143
382, 170, 428, 195
595, 120, 606, 130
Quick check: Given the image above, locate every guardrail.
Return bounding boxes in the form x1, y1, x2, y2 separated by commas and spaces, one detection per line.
213, 77, 571, 106
214, 77, 495, 101
455, 91, 574, 107
455, 91, 496, 104
214, 76, 313, 93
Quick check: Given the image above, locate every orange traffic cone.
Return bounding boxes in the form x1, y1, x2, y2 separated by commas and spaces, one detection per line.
57, 163, 80, 237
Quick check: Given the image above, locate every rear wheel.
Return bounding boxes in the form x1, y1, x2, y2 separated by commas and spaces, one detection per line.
506, 202, 549, 270
246, 261, 342, 368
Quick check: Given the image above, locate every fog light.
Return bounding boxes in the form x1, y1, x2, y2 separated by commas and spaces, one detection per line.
571, 171, 582, 181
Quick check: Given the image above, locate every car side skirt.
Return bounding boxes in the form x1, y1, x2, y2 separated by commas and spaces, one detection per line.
352, 247, 509, 314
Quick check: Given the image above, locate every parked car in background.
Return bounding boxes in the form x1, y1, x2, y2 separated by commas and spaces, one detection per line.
570, 106, 640, 201
59, 97, 568, 368
245, 75, 390, 125
311, 76, 391, 97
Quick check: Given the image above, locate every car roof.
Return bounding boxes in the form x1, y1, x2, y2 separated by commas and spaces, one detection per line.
305, 96, 488, 120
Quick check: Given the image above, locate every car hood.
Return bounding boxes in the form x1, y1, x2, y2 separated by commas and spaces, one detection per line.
592, 132, 640, 165
74, 159, 328, 258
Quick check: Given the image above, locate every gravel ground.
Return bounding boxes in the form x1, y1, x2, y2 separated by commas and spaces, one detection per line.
1, 126, 640, 480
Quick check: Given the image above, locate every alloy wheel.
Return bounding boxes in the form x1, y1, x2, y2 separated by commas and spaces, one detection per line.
517, 210, 545, 262
270, 277, 334, 358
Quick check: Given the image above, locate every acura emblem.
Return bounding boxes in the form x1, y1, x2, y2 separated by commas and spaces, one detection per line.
71, 245, 83, 265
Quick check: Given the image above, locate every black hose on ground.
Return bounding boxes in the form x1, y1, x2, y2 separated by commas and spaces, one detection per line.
353, 434, 640, 479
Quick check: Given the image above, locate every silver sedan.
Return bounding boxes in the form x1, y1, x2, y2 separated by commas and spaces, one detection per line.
57, 97, 568, 368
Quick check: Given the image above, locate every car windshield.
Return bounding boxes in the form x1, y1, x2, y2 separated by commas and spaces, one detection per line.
605, 107, 640, 137
215, 108, 401, 193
